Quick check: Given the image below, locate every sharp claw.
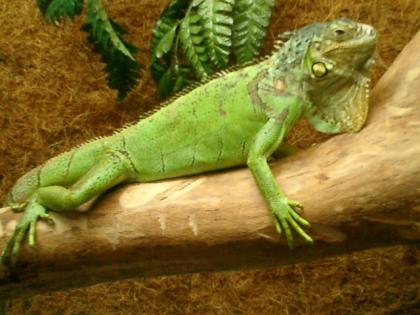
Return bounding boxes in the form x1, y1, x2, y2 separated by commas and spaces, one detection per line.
1, 234, 15, 266
274, 219, 283, 235
288, 216, 313, 244
2, 233, 17, 265
289, 200, 303, 210
271, 199, 313, 249
305, 235, 314, 244
9, 202, 27, 212
302, 219, 311, 228
11, 228, 27, 266
282, 219, 294, 249
287, 236, 295, 250
40, 213, 54, 225
0, 249, 8, 266
11, 245, 19, 267
290, 210, 311, 227
29, 222, 36, 247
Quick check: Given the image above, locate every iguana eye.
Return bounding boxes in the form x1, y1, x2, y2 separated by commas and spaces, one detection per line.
335, 29, 345, 35
312, 62, 328, 77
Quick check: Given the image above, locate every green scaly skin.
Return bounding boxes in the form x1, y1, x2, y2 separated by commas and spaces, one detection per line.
1, 18, 376, 266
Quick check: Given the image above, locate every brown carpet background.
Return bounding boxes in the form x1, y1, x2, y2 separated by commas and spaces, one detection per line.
0, 0, 419, 314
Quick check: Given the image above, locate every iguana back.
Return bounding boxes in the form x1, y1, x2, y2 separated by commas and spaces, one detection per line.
123, 62, 269, 181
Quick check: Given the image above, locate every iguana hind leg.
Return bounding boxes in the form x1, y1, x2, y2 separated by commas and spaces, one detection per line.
1, 150, 136, 266
37, 151, 136, 211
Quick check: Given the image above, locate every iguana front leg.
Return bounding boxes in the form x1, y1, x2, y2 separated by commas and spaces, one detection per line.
247, 115, 313, 248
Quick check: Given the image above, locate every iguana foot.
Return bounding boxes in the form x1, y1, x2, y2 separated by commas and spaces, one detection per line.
1, 201, 54, 266
271, 198, 313, 248
8, 202, 27, 212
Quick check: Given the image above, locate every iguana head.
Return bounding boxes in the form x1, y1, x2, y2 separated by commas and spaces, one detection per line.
302, 18, 377, 133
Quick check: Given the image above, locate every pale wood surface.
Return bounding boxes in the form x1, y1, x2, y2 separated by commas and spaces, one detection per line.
0, 31, 419, 299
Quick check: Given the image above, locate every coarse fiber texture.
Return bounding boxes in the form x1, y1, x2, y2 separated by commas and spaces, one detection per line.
0, 0, 419, 314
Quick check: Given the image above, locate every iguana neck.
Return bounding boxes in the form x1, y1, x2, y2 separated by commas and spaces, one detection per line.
262, 27, 317, 101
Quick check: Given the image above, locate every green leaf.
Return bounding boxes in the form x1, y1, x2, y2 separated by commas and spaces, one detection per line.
150, 0, 189, 84
155, 24, 178, 59
44, 0, 84, 24
151, 61, 168, 88
179, 12, 213, 79
150, 0, 189, 54
173, 65, 195, 93
36, 0, 54, 15
158, 64, 195, 99
107, 45, 141, 103
84, 0, 141, 101
158, 67, 174, 99
196, 0, 234, 69
87, 0, 135, 60
232, 0, 275, 63
109, 18, 129, 35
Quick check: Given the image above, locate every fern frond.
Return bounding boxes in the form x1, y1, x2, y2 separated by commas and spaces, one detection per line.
155, 24, 178, 59
150, 18, 178, 83
196, 0, 234, 69
36, 0, 54, 15
44, 0, 84, 24
173, 65, 195, 93
157, 67, 174, 99
150, 0, 189, 86
84, 0, 140, 101
86, 0, 135, 60
150, 0, 189, 84
104, 41, 140, 103
232, 0, 274, 63
157, 64, 194, 99
151, 0, 275, 98
155, 62, 194, 99
179, 9, 213, 79
150, 0, 189, 55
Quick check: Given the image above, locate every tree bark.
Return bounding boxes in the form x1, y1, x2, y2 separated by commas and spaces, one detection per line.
0, 31, 419, 299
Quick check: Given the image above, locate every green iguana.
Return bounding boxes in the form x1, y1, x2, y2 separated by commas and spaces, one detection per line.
1, 18, 376, 266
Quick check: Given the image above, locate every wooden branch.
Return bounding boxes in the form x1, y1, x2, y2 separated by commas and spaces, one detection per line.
1, 32, 419, 299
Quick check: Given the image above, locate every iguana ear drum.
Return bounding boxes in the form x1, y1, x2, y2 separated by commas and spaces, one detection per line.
312, 62, 328, 77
